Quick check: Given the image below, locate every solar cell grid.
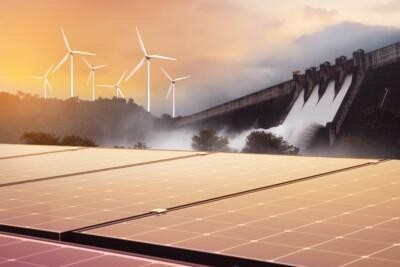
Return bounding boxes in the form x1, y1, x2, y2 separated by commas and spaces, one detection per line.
0, 144, 81, 159
0, 153, 373, 235
79, 160, 400, 267
0, 233, 190, 266
0, 147, 201, 185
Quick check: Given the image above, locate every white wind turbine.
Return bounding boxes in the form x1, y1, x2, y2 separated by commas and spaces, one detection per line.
83, 58, 107, 101
53, 27, 95, 98
97, 73, 126, 99
28, 65, 54, 99
162, 68, 190, 118
125, 27, 176, 112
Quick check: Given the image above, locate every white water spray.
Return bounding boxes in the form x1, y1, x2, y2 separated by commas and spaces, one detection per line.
230, 75, 353, 152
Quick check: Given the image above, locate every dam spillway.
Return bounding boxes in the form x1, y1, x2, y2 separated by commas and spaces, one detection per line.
230, 74, 353, 151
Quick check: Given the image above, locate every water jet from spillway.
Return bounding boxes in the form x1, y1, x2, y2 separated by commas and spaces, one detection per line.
230, 75, 353, 152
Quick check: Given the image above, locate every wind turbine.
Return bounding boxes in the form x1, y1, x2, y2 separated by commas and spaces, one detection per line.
97, 73, 126, 99
83, 58, 107, 101
28, 65, 54, 99
53, 27, 95, 98
125, 27, 176, 112
162, 68, 190, 118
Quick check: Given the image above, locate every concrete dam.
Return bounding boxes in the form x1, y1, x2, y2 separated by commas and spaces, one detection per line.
175, 42, 400, 150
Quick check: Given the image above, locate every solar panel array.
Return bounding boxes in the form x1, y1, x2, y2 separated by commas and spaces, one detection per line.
0, 144, 397, 267
0, 147, 201, 185
0, 152, 372, 234
0, 144, 81, 159
81, 160, 400, 267
0, 233, 191, 267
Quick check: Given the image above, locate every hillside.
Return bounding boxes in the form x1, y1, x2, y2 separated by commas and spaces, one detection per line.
0, 92, 173, 147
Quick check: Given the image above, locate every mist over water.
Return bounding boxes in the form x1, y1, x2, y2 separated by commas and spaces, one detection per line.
230, 75, 353, 152
146, 128, 196, 150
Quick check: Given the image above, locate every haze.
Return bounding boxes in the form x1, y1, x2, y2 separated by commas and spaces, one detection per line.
1, 0, 399, 115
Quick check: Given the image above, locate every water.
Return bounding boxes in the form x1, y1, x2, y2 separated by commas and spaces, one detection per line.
229, 75, 353, 152
329, 75, 353, 122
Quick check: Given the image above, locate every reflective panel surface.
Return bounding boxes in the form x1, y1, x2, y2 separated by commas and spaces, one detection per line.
0, 233, 190, 267
83, 160, 400, 267
0, 144, 81, 158
0, 152, 372, 233
0, 147, 200, 185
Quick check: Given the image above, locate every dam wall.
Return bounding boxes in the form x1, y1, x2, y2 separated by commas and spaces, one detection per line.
328, 42, 400, 145
175, 42, 400, 146
174, 80, 295, 129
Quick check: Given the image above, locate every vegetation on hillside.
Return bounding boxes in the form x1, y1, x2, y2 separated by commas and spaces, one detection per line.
0, 92, 173, 146
133, 142, 148, 149
191, 128, 229, 152
21, 132, 60, 146
242, 131, 299, 155
335, 106, 400, 158
21, 132, 97, 147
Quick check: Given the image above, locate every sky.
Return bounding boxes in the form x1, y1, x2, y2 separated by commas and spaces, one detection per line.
0, 0, 400, 116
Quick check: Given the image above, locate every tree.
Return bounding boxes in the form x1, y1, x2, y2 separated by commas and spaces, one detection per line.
21, 132, 59, 145
21, 132, 96, 147
133, 142, 148, 149
191, 128, 229, 151
242, 131, 299, 155
59, 135, 97, 147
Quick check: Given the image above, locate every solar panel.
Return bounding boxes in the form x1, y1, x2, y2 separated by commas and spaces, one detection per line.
76, 160, 400, 267
0, 143, 81, 159
0, 233, 190, 267
0, 147, 202, 186
0, 152, 373, 239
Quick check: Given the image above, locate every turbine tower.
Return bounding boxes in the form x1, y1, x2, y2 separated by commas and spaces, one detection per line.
53, 27, 95, 98
83, 58, 107, 101
28, 65, 54, 99
162, 68, 190, 118
125, 27, 176, 112
98, 73, 126, 99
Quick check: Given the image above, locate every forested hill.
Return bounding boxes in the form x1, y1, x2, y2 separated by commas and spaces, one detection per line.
0, 92, 173, 146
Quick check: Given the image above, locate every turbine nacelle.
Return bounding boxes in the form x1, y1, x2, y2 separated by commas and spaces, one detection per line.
125, 27, 176, 112
161, 68, 190, 118
53, 27, 95, 98
28, 65, 54, 99
97, 72, 126, 99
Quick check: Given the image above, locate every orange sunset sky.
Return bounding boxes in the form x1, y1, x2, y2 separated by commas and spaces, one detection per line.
0, 0, 399, 115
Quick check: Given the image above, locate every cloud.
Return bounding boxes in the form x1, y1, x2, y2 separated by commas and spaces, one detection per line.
372, 0, 400, 13
292, 22, 400, 62
179, 22, 400, 115
303, 6, 338, 20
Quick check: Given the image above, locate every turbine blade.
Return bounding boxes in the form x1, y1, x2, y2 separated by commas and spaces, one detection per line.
97, 84, 114, 88
46, 79, 54, 91
175, 75, 190, 81
136, 27, 147, 56
93, 64, 107, 70
72, 50, 96, 56
125, 57, 145, 81
61, 27, 71, 51
86, 71, 93, 85
149, 55, 176, 61
165, 83, 172, 100
44, 65, 54, 77
82, 58, 92, 69
161, 67, 172, 81
53, 53, 69, 73
118, 88, 125, 98
117, 72, 126, 86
